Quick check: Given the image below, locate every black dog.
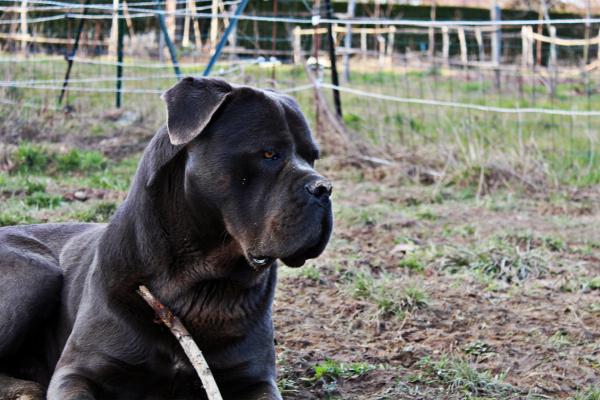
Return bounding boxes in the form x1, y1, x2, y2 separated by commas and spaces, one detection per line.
0, 77, 333, 399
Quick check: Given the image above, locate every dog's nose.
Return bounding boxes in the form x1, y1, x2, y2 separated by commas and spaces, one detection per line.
305, 179, 333, 199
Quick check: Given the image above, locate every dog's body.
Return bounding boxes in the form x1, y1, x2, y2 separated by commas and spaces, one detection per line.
0, 78, 333, 399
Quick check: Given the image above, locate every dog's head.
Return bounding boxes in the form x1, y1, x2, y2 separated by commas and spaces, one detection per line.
158, 77, 333, 269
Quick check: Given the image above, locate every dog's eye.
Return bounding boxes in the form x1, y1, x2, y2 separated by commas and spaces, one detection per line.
263, 150, 279, 160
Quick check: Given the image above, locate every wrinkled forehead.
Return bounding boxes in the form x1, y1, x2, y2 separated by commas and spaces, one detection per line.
207, 87, 319, 158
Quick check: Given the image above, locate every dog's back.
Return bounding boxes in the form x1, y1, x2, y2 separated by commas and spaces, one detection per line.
0, 222, 101, 387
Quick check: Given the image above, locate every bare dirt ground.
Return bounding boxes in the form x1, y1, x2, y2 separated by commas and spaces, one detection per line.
273, 158, 600, 399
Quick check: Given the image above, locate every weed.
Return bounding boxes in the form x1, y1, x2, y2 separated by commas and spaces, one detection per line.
11, 145, 108, 175
342, 113, 362, 131
584, 276, 600, 291
549, 330, 571, 349
412, 356, 519, 397
313, 359, 375, 381
440, 241, 549, 283
571, 386, 600, 400
398, 255, 425, 272
73, 202, 117, 223
12, 143, 50, 174
347, 271, 428, 318
0, 211, 37, 227
24, 192, 62, 208
299, 265, 321, 281
277, 378, 299, 395
500, 232, 566, 253
463, 341, 495, 358
57, 149, 107, 173
56, 149, 83, 172
415, 209, 438, 221
24, 180, 46, 195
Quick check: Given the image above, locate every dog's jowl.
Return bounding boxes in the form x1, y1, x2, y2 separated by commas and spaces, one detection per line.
0, 77, 333, 400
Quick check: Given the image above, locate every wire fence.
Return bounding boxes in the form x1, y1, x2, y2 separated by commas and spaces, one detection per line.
0, 0, 599, 185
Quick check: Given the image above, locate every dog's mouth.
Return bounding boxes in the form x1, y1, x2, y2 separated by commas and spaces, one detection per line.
247, 255, 276, 270
244, 206, 333, 271
246, 226, 330, 270
280, 212, 333, 268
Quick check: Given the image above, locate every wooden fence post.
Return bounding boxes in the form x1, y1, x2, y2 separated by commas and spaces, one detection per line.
490, 0, 501, 88
108, 0, 118, 56
360, 29, 367, 60
166, 0, 176, 44
387, 26, 395, 65
428, 0, 436, 61
183, 0, 191, 47
548, 25, 557, 97
475, 28, 484, 61
292, 26, 301, 64
20, 0, 28, 54
521, 26, 528, 70
442, 26, 449, 67
527, 26, 534, 66
598, 28, 600, 63
342, 0, 355, 82
377, 34, 385, 65
458, 27, 467, 66
188, 0, 201, 49
210, 0, 219, 53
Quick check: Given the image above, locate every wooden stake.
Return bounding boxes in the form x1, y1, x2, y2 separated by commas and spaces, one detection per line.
428, 0, 436, 61
458, 27, 467, 66
549, 25, 557, 97
182, 0, 191, 47
342, 0, 355, 82
138, 286, 223, 400
210, 0, 219, 53
490, 0, 501, 88
441, 26, 449, 67
186, 0, 202, 49
108, 0, 119, 56
386, 26, 395, 66
19, 0, 28, 54
360, 30, 366, 60
166, 0, 176, 44
475, 28, 484, 61
292, 26, 301, 64
122, 1, 135, 39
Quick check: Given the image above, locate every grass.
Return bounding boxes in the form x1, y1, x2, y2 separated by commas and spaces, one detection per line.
71, 202, 118, 223
10, 144, 108, 175
572, 386, 600, 400
463, 341, 495, 359
0, 211, 38, 227
346, 270, 428, 318
310, 359, 377, 397
2, 57, 600, 186
298, 265, 321, 281
398, 255, 425, 272
440, 240, 550, 284
583, 276, 600, 291
410, 356, 519, 397
12, 143, 50, 174
313, 359, 376, 382
24, 191, 62, 208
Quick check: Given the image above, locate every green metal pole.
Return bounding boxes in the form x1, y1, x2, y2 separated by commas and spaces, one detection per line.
203, 0, 250, 76
58, 0, 90, 105
116, 0, 124, 108
156, 0, 181, 79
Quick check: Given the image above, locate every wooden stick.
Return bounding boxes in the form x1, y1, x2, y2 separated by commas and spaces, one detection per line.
137, 285, 223, 400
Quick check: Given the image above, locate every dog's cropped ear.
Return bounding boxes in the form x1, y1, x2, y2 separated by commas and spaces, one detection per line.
161, 77, 233, 145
